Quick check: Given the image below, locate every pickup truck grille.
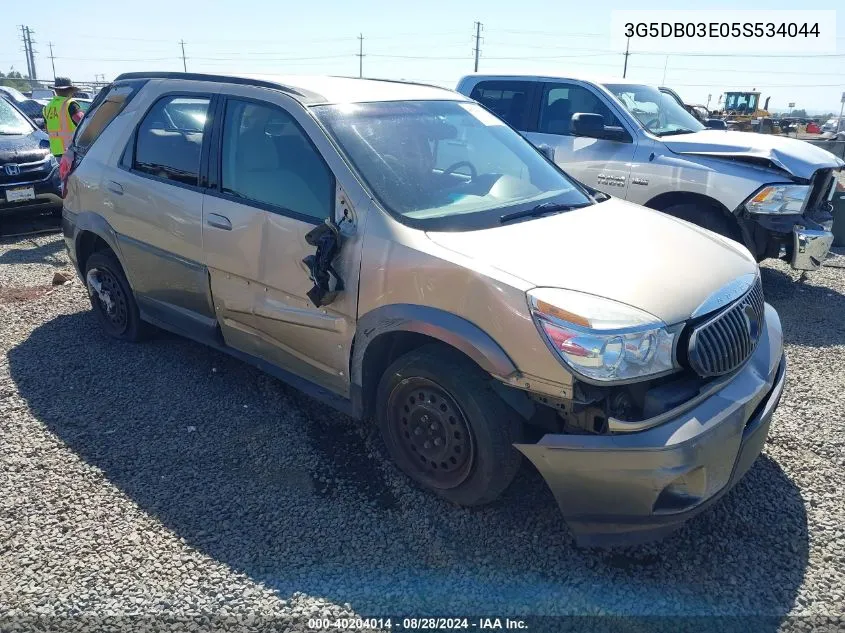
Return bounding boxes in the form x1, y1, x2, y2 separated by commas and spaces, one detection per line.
687, 276, 765, 378
806, 168, 836, 212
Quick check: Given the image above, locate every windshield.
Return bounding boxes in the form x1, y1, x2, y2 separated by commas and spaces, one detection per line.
604, 84, 704, 136
724, 93, 759, 114
0, 97, 34, 135
0, 85, 27, 103
313, 100, 592, 230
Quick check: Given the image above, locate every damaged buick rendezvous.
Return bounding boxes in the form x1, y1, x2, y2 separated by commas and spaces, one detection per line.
62, 73, 786, 546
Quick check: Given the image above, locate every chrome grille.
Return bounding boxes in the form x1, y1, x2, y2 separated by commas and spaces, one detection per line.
687, 276, 765, 378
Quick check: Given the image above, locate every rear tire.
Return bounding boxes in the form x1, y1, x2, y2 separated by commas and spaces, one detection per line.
84, 250, 148, 342
662, 203, 743, 244
376, 344, 523, 507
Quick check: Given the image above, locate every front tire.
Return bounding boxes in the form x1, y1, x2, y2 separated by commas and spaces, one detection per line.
376, 345, 523, 506
84, 250, 147, 342
663, 203, 743, 244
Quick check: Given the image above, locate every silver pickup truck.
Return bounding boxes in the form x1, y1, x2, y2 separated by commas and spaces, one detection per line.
457, 74, 844, 271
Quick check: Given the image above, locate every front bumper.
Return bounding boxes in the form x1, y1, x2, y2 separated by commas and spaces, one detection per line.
0, 170, 62, 216
515, 304, 786, 547
792, 224, 834, 271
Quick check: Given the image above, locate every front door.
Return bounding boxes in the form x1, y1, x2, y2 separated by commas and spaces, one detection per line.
524, 82, 637, 198
201, 92, 363, 396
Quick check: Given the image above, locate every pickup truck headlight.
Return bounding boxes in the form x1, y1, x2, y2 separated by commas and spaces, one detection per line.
528, 288, 676, 382
745, 184, 809, 215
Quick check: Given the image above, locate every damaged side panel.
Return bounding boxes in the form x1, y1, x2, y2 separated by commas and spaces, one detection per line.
204, 183, 365, 397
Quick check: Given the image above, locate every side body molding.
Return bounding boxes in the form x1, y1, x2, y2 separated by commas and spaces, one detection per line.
350, 303, 519, 388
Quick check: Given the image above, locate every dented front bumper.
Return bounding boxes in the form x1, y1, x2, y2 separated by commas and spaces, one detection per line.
792, 224, 834, 271
515, 304, 786, 547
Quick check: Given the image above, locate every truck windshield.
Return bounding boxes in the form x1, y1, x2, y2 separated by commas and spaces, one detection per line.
313, 100, 593, 230
604, 84, 704, 137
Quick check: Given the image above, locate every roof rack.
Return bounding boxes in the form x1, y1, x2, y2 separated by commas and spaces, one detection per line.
112, 71, 307, 98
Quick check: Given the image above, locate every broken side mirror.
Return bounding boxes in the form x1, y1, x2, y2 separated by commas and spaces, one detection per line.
302, 218, 345, 308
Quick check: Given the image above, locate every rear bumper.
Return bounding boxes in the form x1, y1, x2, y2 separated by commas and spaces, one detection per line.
516, 304, 786, 547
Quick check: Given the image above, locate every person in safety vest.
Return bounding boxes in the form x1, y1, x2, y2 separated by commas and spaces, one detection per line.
42, 77, 84, 157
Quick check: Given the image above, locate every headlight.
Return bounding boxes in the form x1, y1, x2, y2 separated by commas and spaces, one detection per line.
745, 184, 809, 215
528, 288, 676, 382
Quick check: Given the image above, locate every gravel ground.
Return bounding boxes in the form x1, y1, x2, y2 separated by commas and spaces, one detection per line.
1, 220, 844, 632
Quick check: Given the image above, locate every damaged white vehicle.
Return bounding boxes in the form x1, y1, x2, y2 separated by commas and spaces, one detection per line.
457, 74, 844, 271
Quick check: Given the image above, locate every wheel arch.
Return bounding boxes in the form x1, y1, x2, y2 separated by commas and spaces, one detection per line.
351, 304, 518, 418
643, 190, 750, 248
71, 212, 125, 277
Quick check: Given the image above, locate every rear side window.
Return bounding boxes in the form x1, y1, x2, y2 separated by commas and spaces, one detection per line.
469, 80, 533, 129
133, 96, 211, 187
73, 80, 145, 154
219, 99, 333, 221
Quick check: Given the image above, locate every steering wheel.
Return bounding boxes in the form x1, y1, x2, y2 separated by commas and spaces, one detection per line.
442, 161, 477, 181
643, 117, 661, 131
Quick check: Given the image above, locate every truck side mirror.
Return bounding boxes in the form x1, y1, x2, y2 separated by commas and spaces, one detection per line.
570, 113, 628, 142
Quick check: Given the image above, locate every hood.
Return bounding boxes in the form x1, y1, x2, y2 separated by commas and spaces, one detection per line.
426, 199, 758, 326
0, 129, 51, 164
661, 130, 845, 179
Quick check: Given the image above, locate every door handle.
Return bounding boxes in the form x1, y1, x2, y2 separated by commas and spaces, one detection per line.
206, 213, 232, 231
106, 180, 124, 195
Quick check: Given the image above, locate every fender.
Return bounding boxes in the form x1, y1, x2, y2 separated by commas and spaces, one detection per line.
66, 210, 125, 278
350, 303, 519, 389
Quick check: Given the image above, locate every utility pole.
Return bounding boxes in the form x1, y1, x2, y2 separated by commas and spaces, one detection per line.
48, 42, 57, 80
661, 56, 668, 84
357, 34, 364, 78
622, 36, 630, 78
25, 27, 37, 80
20, 26, 33, 79
179, 40, 187, 72
473, 21, 483, 72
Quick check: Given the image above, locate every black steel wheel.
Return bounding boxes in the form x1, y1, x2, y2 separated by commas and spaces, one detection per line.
386, 377, 475, 490
84, 250, 148, 342
376, 344, 523, 507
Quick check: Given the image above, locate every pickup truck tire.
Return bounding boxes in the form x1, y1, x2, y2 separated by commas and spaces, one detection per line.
663, 203, 742, 244
376, 344, 523, 507
84, 250, 148, 342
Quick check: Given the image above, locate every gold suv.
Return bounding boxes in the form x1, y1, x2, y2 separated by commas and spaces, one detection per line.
61, 73, 786, 546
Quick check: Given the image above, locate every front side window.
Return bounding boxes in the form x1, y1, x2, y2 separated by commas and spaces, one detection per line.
0, 97, 34, 135
468, 80, 532, 129
604, 84, 704, 137
538, 83, 622, 135
314, 100, 593, 230
220, 99, 333, 221
133, 96, 211, 186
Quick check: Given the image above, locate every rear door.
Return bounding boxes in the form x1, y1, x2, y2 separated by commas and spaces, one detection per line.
103, 84, 220, 334
466, 79, 539, 133
524, 82, 637, 197
201, 88, 364, 397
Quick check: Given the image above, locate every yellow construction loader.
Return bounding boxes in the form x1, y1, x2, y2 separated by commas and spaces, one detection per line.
711, 91, 781, 134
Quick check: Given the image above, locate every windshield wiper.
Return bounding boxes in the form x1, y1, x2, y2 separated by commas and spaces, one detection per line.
656, 129, 697, 137
500, 202, 585, 224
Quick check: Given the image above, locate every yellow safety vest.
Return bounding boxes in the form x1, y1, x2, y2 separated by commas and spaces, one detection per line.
44, 96, 78, 156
